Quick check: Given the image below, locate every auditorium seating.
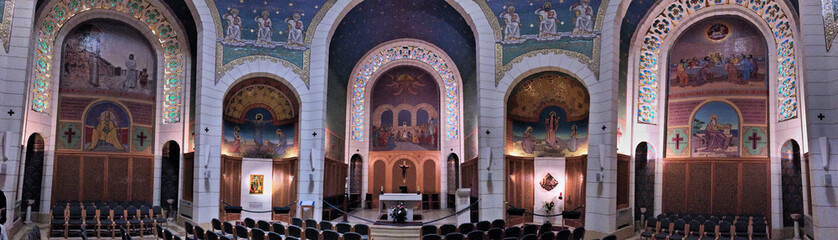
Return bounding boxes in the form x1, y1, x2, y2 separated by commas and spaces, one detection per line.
48, 200, 166, 238
192, 217, 373, 240
639, 213, 770, 240
421, 220, 585, 240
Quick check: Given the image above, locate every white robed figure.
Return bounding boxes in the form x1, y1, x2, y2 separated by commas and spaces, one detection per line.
286, 13, 305, 46
255, 10, 273, 44
124, 54, 138, 89
570, 0, 594, 34
500, 6, 521, 41
535, 3, 558, 37
223, 9, 242, 42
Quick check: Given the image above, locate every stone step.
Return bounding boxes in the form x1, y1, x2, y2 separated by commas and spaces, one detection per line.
370, 225, 421, 240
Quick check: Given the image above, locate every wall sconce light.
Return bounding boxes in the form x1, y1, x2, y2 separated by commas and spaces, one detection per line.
558, 192, 563, 200
819, 137, 830, 170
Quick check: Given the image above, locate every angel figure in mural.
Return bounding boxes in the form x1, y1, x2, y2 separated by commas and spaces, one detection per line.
274, 129, 287, 156
500, 6, 521, 41
522, 126, 536, 154
567, 125, 579, 152
255, 10, 273, 45
88, 111, 125, 151
387, 74, 426, 102
535, 2, 558, 38
286, 13, 305, 46
250, 113, 270, 151
232, 126, 242, 153
570, 0, 594, 35
545, 111, 560, 149
702, 115, 727, 151
124, 54, 138, 89
223, 9, 243, 43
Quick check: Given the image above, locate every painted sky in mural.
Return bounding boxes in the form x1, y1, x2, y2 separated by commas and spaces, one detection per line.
214, 0, 326, 68
370, 66, 440, 152
60, 21, 157, 98
487, 0, 602, 64
506, 71, 589, 157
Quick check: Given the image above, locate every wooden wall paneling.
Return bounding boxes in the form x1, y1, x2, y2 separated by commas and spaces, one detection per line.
132, 157, 154, 203
505, 156, 533, 224
712, 162, 739, 215
323, 158, 348, 197
390, 159, 417, 193
53, 154, 81, 202
564, 155, 587, 225
741, 163, 769, 216
461, 158, 478, 195
108, 157, 130, 201
83, 156, 107, 201
272, 158, 297, 213
617, 154, 630, 209
423, 160, 436, 194
220, 155, 242, 217
371, 160, 386, 207
688, 163, 712, 214
182, 153, 194, 202
663, 162, 687, 214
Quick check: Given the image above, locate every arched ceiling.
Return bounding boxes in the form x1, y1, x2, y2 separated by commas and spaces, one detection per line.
328, 0, 476, 88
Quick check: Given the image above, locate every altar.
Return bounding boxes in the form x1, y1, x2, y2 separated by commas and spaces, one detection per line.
379, 193, 423, 222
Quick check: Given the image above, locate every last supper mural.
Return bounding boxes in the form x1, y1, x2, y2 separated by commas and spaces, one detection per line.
506, 71, 589, 157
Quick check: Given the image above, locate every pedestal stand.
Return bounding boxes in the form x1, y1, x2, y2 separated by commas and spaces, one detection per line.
24, 199, 34, 224
791, 214, 801, 240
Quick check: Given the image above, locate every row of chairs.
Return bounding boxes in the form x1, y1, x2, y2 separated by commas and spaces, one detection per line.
49, 204, 167, 238
421, 220, 585, 240
193, 218, 371, 240
653, 213, 767, 226
639, 217, 768, 240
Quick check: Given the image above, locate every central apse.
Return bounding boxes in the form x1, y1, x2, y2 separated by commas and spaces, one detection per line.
369, 65, 440, 152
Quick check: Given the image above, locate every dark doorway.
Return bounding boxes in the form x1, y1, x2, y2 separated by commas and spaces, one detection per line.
446, 154, 460, 209
21, 134, 45, 213
781, 140, 804, 227
161, 141, 180, 212
634, 142, 655, 221
349, 154, 362, 195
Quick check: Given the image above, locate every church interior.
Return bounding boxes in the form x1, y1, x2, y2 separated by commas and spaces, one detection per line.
0, 0, 836, 239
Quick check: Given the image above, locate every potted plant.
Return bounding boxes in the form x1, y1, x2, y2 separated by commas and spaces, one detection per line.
390, 201, 408, 223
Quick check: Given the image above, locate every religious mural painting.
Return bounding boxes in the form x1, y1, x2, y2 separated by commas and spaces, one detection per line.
486, 0, 604, 67
249, 174, 264, 194
56, 20, 157, 154
369, 66, 440, 152
506, 71, 589, 157
222, 78, 299, 159
0, 0, 13, 52
665, 16, 769, 159
211, 0, 332, 81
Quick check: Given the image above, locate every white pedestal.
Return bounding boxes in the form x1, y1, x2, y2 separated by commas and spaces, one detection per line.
455, 188, 471, 225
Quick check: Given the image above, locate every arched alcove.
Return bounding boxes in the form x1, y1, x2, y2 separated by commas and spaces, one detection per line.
781, 140, 804, 227
160, 141, 180, 211
634, 142, 655, 221
21, 134, 45, 213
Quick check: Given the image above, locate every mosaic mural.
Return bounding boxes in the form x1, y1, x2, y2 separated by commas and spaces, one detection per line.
665, 17, 768, 159
210, 0, 335, 83
480, 0, 606, 83
369, 66, 440, 152
822, 0, 838, 51
56, 20, 156, 154
506, 71, 589, 157
0, 0, 13, 52
222, 78, 299, 159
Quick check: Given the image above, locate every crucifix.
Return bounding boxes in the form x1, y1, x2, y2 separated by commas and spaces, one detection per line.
399, 160, 410, 183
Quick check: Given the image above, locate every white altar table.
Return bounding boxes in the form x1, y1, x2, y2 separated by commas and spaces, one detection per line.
379, 193, 423, 222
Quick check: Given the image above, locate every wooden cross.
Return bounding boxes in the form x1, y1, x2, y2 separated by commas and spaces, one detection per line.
64, 128, 76, 144
671, 133, 684, 150
748, 132, 761, 150
136, 131, 148, 147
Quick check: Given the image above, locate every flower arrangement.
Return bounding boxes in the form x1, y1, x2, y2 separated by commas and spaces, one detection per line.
390, 201, 408, 223
543, 200, 555, 214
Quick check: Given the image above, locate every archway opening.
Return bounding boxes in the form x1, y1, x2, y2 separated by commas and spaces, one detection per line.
22, 134, 45, 214
781, 140, 804, 227
446, 153, 460, 209
634, 142, 655, 221
160, 141, 180, 213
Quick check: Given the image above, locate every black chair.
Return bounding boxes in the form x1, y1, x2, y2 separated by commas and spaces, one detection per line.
751, 221, 768, 239
354, 224, 370, 240
668, 219, 686, 240
336, 222, 352, 234
83, 207, 97, 232
344, 232, 363, 240
304, 219, 318, 229
185, 221, 196, 240
694, 216, 706, 224
67, 205, 84, 236
212, 218, 225, 235
195, 226, 207, 240
467, 231, 485, 240
112, 206, 128, 238
256, 220, 271, 232
96, 206, 112, 238
267, 232, 282, 240
320, 221, 333, 231
251, 228, 266, 240
222, 222, 235, 239
152, 206, 167, 224
522, 224, 538, 236
244, 218, 257, 228
708, 216, 720, 223
272, 223, 286, 236
164, 229, 175, 240
538, 222, 552, 235
556, 229, 570, 240
701, 221, 717, 240
521, 234, 537, 240
487, 228, 503, 240
491, 219, 505, 229
156, 224, 166, 240
235, 225, 250, 240
291, 218, 304, 227
682, 216, 693, 223
126, 206, 141, 235
654, 218, 671, 239
503, 226, 521, 239
476, 221, 492, 232
718, 221, 732, 239
458, 223, 474, 234
287, 225, 302, 238
602, 235, 617, 240
423, 234, 443, 240
640, 217, 658, 239
684, 220, 701, 240
571, 227, 585, 240
422, 225, 439, 236
139, 206, 155, 236
440, 224, 458, 236
322, 230, 340, 240
444, 233, 465, 240
304, 227, 319, 240
206, 231, 220, 240
539, 231, 555, 240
